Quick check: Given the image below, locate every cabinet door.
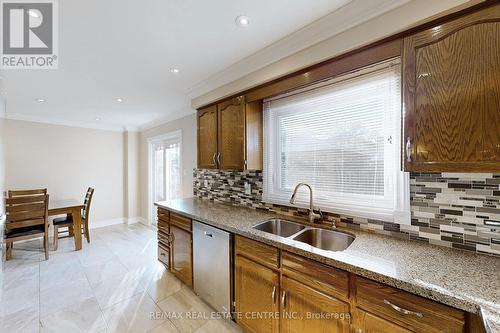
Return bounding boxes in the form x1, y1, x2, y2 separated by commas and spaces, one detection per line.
355, 309, 413, 333
403, 5, 500, 172
280, 276, 350, 333
235, 254, 279, 333
218, 96, 246, 170
170, 224, 193, 287
197, 105, 218, 169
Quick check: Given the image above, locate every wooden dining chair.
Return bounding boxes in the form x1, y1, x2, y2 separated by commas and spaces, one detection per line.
8, 188, 48, 198
52, 187, 94, 251
5, 191, 50, 260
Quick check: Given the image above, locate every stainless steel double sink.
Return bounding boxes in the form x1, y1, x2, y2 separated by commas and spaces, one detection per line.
253, 219, 355, 252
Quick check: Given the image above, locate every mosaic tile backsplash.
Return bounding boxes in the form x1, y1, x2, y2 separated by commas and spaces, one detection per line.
193, 169, 500, 256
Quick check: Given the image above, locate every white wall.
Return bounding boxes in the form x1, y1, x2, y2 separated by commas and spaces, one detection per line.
0, 98, 5, 266
139, 113, 197, 222
3, 119, 132, 224
0, 103, 5, 217
124, 131, 140, 220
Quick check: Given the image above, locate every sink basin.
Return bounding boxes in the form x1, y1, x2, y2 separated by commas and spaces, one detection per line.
292, 228, 355, 251
253, 219, 306, 237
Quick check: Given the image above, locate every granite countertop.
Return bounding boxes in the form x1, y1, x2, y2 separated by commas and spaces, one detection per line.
155, 198, 500, 333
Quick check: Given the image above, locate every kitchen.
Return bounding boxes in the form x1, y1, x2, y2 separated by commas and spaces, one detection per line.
1, 1, 499, 333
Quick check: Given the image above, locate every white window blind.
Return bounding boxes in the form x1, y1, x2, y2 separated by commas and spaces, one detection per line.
263, 60, 410, 221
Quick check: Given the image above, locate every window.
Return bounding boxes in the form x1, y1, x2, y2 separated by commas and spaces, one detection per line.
153, 141, 181, 202
149, 130, 182, 224
263, 60, 409, 222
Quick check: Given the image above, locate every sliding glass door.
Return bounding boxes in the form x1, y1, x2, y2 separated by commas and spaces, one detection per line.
150, 132, 182, 224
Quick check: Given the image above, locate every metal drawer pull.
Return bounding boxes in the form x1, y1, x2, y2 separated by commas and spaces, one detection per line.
217, 152, 221, 165
204, 232, 213, 237
406, 137, 412, 162
212, 153, 217, 166
383, 299, 423, 318
271, 286, 276, 303
169, 233, 175, 242
281, 290, 286, 308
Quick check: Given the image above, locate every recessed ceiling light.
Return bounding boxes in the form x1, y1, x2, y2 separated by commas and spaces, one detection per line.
115, 98, 123, 102
170, 68, 180, 73
36, 98, 46, 102
235, 15, 250, 27
95, 117, 100, 121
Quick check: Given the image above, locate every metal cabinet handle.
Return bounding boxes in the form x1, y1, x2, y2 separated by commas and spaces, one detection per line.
169, 233, 175, 242
212, 153, 217, 167
383, 299, 423, 318
271, 286, 276, 303
406, 137, 412, 162
281, 290, 286, 308
204, 231, 213, 237
216, 152, 221, 166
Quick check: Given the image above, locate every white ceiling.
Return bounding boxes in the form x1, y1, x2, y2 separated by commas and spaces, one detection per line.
1, 0, 411, 131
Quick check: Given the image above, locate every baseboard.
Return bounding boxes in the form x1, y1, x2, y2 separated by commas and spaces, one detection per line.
89, 217, 126, 229
126, 217, 147, 225
88, 216, 147, 229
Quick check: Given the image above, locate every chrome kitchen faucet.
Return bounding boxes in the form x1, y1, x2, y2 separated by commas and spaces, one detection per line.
289, 183, 322, 224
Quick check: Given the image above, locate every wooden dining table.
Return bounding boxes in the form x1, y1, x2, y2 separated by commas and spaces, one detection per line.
48, 199, 85, 251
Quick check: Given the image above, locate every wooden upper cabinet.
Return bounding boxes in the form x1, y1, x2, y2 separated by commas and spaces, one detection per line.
197, 105, 218, 169
218, 96, 246, 170
403, 4, 500, 172
245, 100, 264, 170
196, 96, 263, 170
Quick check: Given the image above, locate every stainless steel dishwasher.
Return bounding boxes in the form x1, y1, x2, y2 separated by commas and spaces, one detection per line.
193, 221, 231, 316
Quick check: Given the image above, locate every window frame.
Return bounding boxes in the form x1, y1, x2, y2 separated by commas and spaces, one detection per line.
147, 129, 183, 225
263, 59, 410, 223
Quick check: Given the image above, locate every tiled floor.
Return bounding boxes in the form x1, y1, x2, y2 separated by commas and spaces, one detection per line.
0, 224, 242, 333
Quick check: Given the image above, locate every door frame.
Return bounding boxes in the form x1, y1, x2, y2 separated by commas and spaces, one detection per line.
147, 129, 182, 225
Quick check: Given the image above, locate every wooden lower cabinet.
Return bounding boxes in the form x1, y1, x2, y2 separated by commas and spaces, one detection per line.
233, 236, 478, 333
156, 228, 482, 333
235, 254, 279, 333
170, 223, 193, 287
280, 276, 350, 333
355, 276, 465, 333
354, 309, 413, 333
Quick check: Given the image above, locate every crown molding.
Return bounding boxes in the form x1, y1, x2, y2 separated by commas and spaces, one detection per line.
4, 112, 133, 132
187, 0, 411, 103
137, 108, 196, 132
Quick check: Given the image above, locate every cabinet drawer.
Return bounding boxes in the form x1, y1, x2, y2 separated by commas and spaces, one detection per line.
158, 216, 169, 227
170, 212, 192, 231
158, 244, 169, 267
235, 235, 279, 269
282, 251, 349, 300
157, 223, 169, 235
356, 277, 465, 333
158, 227, 170, 248
158, 208, 169, 221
